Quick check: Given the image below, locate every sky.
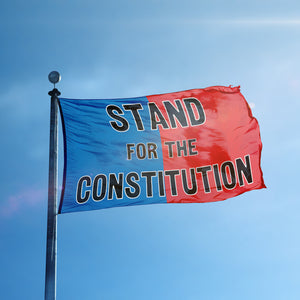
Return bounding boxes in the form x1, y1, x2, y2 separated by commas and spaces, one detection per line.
1, 1, 300, 299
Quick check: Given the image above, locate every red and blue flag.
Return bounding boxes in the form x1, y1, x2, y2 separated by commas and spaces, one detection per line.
58, 86, 265, 214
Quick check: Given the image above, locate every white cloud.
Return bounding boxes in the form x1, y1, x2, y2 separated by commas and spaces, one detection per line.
0, 187, 46, 217
214, 18, 300, 26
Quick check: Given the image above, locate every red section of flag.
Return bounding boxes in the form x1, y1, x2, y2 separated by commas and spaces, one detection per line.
147, 86, 265, 204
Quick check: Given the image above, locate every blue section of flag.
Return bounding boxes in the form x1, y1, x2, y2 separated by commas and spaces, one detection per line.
59, 97, 167, 213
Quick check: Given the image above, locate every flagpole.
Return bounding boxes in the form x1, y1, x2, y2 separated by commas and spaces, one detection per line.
45, 71, 61, 300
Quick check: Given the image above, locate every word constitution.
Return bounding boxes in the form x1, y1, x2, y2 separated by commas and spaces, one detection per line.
76, 154, 253, 203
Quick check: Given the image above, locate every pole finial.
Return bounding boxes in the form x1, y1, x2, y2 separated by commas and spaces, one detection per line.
48, 71, 61, 88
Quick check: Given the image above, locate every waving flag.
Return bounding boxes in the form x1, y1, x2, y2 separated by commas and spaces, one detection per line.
58, 86, 265, 214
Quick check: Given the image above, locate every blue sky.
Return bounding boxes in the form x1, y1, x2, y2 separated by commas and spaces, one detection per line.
1, 1, 300, 299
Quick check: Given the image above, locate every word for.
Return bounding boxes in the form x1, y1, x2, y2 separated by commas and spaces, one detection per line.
126, 143, 158, 160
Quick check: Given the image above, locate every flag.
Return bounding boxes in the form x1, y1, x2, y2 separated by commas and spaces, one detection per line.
58, 86, 265, 214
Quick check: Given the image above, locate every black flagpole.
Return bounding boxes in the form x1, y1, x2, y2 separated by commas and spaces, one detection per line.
45, 71, 61, 300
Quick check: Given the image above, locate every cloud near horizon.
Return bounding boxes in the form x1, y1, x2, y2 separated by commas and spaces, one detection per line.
0, 187, 47, 218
